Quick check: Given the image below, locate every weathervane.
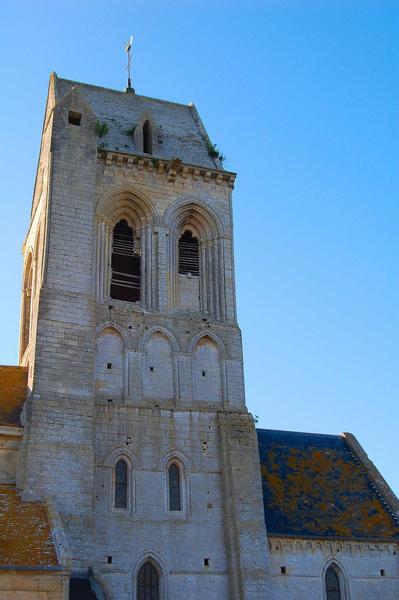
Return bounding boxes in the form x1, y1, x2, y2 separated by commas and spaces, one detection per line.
124, 35, 134, 92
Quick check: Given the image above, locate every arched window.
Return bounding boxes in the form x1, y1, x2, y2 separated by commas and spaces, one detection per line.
110, 219, 140, 302
168, 463, 181, 511
114, 459, 128, 509
178, 230, 199, 276
21, 255, 33, 357
143, 120, 153, 154
137, 561, 159, 600
325, 565, 342, 600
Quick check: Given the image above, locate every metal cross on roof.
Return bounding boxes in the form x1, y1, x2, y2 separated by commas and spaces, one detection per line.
124, 35, 134, 91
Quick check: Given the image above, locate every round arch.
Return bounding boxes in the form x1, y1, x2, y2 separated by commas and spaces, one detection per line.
95, 187, 159, 309
96, 186, 158, 226
163, 197, 224, 240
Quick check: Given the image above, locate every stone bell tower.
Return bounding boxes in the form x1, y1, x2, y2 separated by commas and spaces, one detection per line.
17, 72, 268, 599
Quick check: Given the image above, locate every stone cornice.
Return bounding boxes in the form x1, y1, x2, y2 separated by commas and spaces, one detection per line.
268, 535, 398, 556
97, 149, 236, 188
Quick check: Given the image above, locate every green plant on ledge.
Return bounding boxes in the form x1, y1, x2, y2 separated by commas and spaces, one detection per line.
95, 120, 109, 137
126, 124, 137, 136
206, 141, 226, 163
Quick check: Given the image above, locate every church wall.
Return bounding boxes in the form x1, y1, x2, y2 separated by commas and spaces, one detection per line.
90, 409, 230, 599
17, 89, 99, 515
16, 77, 267, 600
267, 537, 399, 599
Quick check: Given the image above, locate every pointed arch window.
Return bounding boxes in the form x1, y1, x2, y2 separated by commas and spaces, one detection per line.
143, 119, 153, 154
110, 219, 140, 302
114, 458, 128, 509
168, 463, 181, 511
21, 255, 33, 357
325, 565, 342, 600
178, 230, 199, 276
137, 561, 160, 600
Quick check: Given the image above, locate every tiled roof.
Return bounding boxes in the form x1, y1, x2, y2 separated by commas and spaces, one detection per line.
257, 429, 399, 541
0, 365, 27, 427
0, 484, 59, 567
56, 77, 218, 169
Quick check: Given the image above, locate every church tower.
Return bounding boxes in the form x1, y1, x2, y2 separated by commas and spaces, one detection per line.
16, 73, 268, 599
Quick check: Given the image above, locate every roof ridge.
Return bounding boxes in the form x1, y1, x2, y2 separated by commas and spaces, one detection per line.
256, 427, 341, 439
58, 77, 191, 109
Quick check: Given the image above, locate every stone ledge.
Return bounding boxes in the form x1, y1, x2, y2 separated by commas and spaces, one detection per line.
97, 150, 236, 188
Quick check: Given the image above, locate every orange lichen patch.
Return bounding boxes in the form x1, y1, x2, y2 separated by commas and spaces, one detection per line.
257, 429, 399, 541
0, 484, 59, 566
0, 365, 28, 427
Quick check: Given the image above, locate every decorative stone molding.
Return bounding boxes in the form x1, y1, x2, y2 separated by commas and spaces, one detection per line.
97, 149, 236, 189
268, 536, 398, 556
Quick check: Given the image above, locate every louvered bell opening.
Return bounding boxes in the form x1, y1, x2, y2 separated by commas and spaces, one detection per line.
178, 230, 199, 276
111, 219, 140, 302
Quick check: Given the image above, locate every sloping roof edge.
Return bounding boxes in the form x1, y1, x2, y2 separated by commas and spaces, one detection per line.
342, 432, 399, 522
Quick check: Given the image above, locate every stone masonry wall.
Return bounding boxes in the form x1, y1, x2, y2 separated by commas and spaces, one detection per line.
267, 537, 399, 600
17, 76, 268, 600
0, 571, 68, 600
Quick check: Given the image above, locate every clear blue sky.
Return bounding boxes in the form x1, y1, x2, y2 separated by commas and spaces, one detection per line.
1, 1, 398, 495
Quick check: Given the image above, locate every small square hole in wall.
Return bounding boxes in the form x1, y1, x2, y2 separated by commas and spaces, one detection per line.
68, 111, 82, 126
150, 366, 154, 372
107, 556, 112, 564
202, 370, 206, 377
107, 398, 113, 405
380, 569, 385, 577
204, 558, 210, 567
107, 363, 112, 369
280, 566, 286, 575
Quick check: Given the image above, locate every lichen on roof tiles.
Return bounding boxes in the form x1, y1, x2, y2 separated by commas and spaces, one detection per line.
0, 484, 59, 567
257, 429, 399, 541
0, 365, 27, 427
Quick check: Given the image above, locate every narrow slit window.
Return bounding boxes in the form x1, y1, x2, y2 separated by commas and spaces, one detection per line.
168, 463, 181, 511
325, 566, 342, 600
110, 219, 140, 302
114, 459, 128, 509
137, 561, 159, 600
178, 230, 199, 276
21, 257, 33, 356
143, 119, 152, 154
